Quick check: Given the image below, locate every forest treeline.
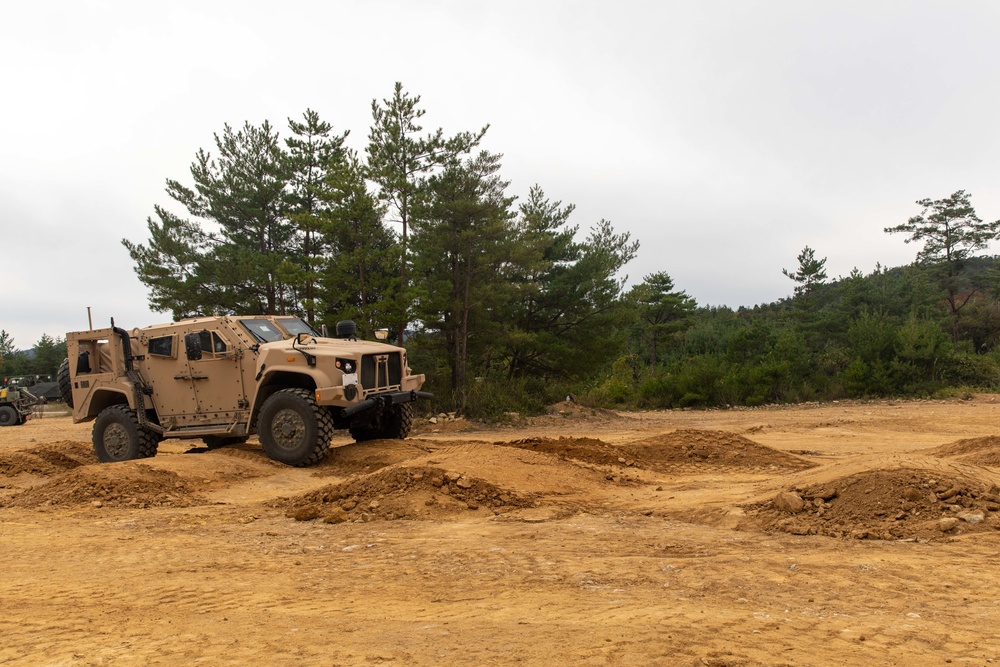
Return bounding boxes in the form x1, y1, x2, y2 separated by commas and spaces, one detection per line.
6, 84, 1000, 417
0, 332, 66, 384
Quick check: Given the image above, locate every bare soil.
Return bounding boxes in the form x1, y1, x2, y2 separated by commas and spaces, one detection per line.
5, 397, 1000, 665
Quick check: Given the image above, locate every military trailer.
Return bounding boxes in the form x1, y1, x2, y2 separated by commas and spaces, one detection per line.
60, 316, 432, 466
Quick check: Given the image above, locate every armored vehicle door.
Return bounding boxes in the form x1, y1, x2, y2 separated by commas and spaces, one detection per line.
140, 331, 198, 423
185, 328, 249, 425
140, 326, 249, 430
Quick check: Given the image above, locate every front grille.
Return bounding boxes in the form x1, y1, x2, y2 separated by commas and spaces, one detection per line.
361, 353, 402, 391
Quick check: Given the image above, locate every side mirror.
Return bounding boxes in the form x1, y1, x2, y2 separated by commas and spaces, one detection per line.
296, 332, 313, 344
184, 333, 203, 360
374, 329, 389, 341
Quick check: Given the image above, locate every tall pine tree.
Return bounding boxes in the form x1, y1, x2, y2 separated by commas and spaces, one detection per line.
283, 110, 348, 325
366, 82, 488, 344
410, 151, 515, 407
317, 151, 401, 335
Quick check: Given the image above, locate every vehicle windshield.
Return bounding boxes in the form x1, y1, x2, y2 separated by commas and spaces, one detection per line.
238, 319, 286, 343
277, 318, 320, 337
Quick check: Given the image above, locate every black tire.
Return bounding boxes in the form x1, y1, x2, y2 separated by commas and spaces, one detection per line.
202, 435, 249, 449
382, 402, 414, 439
348, 403, 413, 442
0, 405, 19, 427
348, 419, 380, 443
92, 404, 159, 462
57, 358, 74, 408
258, 388, 334, 466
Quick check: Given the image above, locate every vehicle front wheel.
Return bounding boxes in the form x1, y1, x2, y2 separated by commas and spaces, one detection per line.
92, 404, 159, 462
0, 405, 19, 427
258, 389, 334, 466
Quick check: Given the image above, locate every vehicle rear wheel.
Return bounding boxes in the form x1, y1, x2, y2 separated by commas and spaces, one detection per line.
381, 403, 413, 439
258, 389, 334, 466
57, 358, 74, 408
92, 404, 159, 462
0, 405, 19, 427
348, 403, 413, 442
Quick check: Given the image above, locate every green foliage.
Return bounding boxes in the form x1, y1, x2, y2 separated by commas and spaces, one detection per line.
283, 109, 349, 325
32, 334, 67, 379
316, 152, 401, 336
366, 82, 488, 344
590, 256, 1000, 411
462, 377, 547, 422
0, 330, 17, 374
886, 190, 1000, 341
500, 187, 639, 381
782, 245, 828, 297
410, 151, 516, 410
124, 119, 295, 316
628, 271, 696, 368
885, 190, 1000, 267
0, 332, 66, 383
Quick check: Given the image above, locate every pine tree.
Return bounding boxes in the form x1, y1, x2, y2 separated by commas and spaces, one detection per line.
317, 151, 400, 335
0, 330, 20, 380
122, 206, 213, 317
630, 272, 696, 369
782, 246, 828, 297
501, 187, 639, 379
885, 190, 1000, 341
366, 82, 488, 344
125, 120, 294, 316
410, 151, 515, 407
284, 110, 348, 325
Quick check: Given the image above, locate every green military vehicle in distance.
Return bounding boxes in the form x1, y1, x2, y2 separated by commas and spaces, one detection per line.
0, 379, 43, 426
60, 316, 432, 466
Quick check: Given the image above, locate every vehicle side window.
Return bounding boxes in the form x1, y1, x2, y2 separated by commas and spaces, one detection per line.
197, 331, 229, 356
148, 335, 175, 358
278, 318, 320, 337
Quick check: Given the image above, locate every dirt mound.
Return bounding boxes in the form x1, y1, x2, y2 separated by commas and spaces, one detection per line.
924, 436, 1000, 467
741, 467, 1000, 540
207, 444, 293, 467
500, 436, 626, 468
279, 465, 536, 523
0, 441, 97, 477
311, 439, 433, 476
2, 463, 203, 509
623, 429, 818, 474
497, 431, 814, 477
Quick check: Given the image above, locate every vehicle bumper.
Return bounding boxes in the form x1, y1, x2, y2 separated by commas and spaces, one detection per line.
338, 389, 434, 419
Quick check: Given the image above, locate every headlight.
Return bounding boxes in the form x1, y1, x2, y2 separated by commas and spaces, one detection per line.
336, 358, 356, 374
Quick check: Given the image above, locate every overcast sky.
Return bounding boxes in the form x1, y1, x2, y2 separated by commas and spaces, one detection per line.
3, 0, 1000, 348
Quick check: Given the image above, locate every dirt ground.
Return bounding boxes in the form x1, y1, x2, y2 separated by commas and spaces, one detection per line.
5, 398, 1000, 666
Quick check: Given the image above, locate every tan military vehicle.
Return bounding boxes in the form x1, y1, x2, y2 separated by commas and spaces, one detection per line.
59, 316, 431, 466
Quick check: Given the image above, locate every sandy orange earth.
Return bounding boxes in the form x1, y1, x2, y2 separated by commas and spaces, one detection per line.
4, 397, 1000, 666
